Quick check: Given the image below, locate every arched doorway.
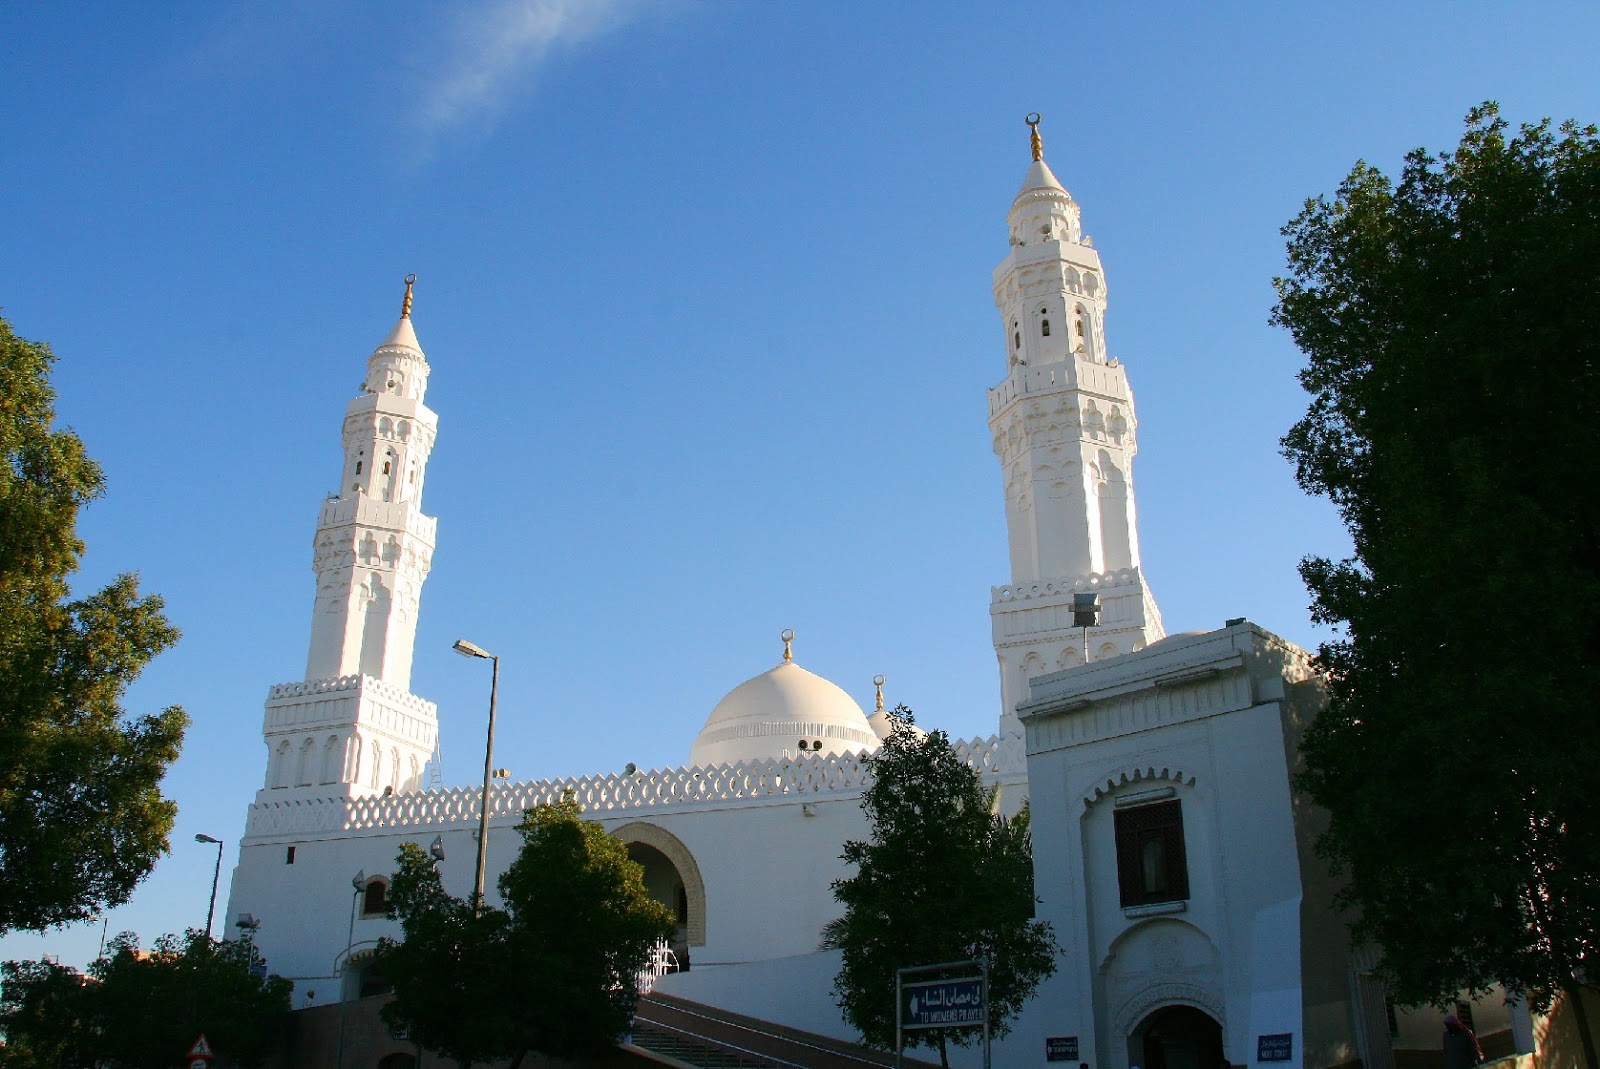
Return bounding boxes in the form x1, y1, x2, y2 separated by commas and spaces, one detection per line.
627, 841, 692, 970
1130, 1005, 1224, 1069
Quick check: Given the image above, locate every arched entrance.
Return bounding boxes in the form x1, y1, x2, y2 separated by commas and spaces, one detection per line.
612, 822, 706, 971
627, 842, 692, 969
1130, 1005, 1224, 1069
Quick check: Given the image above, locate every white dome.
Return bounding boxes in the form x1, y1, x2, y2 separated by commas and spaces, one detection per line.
690, 659, 880, 768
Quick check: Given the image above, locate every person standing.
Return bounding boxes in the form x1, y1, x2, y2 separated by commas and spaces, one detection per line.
1443, 1014, 1485, 1069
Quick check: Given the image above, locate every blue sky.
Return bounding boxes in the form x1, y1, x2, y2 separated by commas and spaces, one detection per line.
2, 2, 1596, 969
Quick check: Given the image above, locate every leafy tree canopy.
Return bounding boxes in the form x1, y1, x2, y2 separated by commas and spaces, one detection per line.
1274, 104, 1600, 1067
377, 796, 676, 1067
0, 312, 187, 932
823, 720, 1056, 1067
0, 932, 291, 1069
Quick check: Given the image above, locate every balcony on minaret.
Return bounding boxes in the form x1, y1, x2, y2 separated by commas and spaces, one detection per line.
316, 494, 438, 544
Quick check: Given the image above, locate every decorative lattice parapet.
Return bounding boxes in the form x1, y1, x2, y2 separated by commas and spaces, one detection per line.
992, 566, 1144, 605
244, 735, 1007, 841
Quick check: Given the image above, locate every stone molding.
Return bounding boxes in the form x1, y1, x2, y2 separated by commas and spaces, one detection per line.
992, 566, 1145, 606
243, 735, 1006, 841
266, 674, 439, 718
1083, 765, 1198, 809
1113, 980, 1226, 1038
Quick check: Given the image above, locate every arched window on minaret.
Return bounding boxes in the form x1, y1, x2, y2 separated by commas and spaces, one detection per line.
369, 740, 382, 789
346, 734, 362, 783
1098, 449, 1132, 572
272, 740, 292, 789
320, 735, 340, 784
389, 748, 401, 791
1041, 317, 1051, 336
295, 737, 316, 786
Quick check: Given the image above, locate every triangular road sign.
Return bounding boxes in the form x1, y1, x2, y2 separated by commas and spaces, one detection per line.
187, 1034, 213, 1058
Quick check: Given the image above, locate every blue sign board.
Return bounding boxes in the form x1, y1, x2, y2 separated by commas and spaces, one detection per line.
1045, 1036, 1080, 1062
1257, 1033, 1294, 1062
902, 978, 985, 1029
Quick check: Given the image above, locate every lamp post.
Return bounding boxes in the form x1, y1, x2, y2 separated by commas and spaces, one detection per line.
195, 834, 224, 940
334, 870, 364, 1069
453, 638, 500, 913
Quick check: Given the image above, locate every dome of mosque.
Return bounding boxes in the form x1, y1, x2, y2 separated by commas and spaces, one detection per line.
689, 633, 880, 768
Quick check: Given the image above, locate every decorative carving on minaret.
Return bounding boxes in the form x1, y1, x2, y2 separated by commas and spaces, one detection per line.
988, 116, 1164, 747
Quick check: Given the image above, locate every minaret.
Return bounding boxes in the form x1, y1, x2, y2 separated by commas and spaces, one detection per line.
257, 277, 440, 796
988, 116, 1164, 743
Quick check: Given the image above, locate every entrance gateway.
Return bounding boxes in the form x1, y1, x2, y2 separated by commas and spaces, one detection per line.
1130, 1005, 1224, 1069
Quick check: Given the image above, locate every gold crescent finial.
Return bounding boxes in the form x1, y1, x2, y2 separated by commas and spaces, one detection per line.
873, 674, 886, 712
781, 628, 795, 663
401, 274, 417, 319
1026, 113, 1043, 162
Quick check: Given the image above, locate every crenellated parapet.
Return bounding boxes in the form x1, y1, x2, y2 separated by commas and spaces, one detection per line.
243, 736, 1009, 840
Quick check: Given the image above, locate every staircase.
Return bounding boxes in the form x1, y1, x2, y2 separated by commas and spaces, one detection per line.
628, 993, 942, 1069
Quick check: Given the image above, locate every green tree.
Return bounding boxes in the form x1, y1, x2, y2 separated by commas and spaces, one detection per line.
88, 931, 291, 1068
0, 312, 187, 933
0, 957, 93, 1068
378, 797, 676, 1066
823, 719, 1056, 1067
0, 932, 290, 1069
1274, 104, 1600, 1069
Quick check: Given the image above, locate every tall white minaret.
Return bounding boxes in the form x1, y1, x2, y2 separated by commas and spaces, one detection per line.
257, 277, 440, 797
989, 116, 1164, 743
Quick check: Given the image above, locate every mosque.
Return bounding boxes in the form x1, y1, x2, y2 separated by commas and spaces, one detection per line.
222, 121, 1524, 1069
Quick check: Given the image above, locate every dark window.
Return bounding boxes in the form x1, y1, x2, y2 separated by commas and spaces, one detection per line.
362, 879, 389, 916
286, 846, 296, 864
1114, 800, 1189, 907
1042, 319, 1051, 336
354, 461, 363, 475
1455, 1002, 1475, 1033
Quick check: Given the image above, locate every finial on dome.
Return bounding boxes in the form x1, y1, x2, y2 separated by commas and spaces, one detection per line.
401, 273, 416, 319
1026, 113, 1043, 162
873, 674, 886, 712
781, 628, 795, 663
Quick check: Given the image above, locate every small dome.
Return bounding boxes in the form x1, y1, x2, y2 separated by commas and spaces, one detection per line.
867, 709, 925, 743
690, 659, 880, 768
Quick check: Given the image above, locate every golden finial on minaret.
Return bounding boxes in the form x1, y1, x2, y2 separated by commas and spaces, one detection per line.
401, 273, 417, 319
873, 674, 886, 712
1026, 113, 1043, 162
781, 628, 795, 663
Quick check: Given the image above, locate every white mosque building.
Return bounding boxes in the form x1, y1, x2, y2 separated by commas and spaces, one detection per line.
223, 121, 1522, 1069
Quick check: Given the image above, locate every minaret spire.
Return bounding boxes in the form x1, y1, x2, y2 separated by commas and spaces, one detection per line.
401, 273, 416, 318
987, 117, 1164, 750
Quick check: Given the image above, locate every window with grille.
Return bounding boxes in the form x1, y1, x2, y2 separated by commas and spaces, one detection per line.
1114, 799, 1189, 907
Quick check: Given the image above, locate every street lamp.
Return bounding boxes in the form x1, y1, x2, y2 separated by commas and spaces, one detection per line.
195, 834, 224, 940
334, 869, 366, 1069
453, 638, 500, 913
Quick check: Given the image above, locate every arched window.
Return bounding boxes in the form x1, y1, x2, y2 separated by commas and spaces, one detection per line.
354, 460, 363, 475
1041, 319, 1051, 336
361, 877, 389, 917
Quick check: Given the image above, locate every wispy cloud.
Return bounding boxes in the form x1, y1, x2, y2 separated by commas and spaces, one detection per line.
418, 0, 642, 138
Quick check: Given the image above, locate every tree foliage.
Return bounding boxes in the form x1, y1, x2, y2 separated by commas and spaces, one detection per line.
1274, 104, 1600, 1065
0, 313, 187, 933
377, 797, 676, 1066
0, 957, 92, 1068
0, 932, 291, 1068
823, 721, 1056, 1065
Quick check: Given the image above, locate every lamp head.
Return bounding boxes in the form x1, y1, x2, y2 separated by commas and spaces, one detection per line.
353, 870, 366, 890
195, 833, 222, 845
452, 638, 492, 659
429, 835, 446, 862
